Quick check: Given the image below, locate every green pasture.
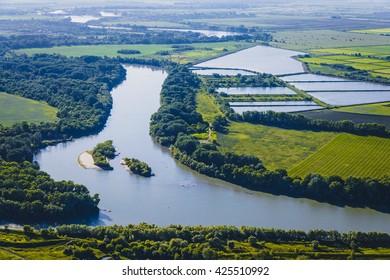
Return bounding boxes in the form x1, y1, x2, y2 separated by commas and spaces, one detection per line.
289, 134, 390, 179
16, 42, 254, 64
334, 102, 390, 116
217, 122, 337, 171
0, 92, 58, 126
196, 91, 223, 124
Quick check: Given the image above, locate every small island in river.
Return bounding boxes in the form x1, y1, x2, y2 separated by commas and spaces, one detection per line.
121, 157, 154, 177
78, 140, 117, 170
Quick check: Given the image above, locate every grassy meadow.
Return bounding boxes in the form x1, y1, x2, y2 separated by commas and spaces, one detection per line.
217, 121, 337, 171
0, 92, 58, 126
334, 102, 390, 116
290, 134, 390, 179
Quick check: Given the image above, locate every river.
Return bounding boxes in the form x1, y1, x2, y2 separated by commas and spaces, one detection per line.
35, 65, 390, 232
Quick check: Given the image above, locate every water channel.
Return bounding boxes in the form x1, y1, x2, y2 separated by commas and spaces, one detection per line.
35, 65, 390, 233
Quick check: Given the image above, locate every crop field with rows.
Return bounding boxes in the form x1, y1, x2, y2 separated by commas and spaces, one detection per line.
289, 133, 390, 179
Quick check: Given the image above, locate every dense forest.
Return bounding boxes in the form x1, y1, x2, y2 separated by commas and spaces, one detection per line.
0, 160, 99, 221
150, 64, 390, 212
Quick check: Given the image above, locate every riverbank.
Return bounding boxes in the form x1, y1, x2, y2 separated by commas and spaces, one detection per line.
78, 152, 103, 170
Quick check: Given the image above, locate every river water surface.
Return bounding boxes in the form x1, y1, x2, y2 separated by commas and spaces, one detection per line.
35, 65, 390, 232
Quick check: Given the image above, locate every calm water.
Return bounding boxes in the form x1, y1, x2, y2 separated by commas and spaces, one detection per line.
195, 46, 305, 75
217, 87, 296, 95
149, 28, 240, 38
281, 74, 350, 82
291, 81, 390, 92
192, 69, 255, 76
232, 106, 323, 114
307, 91, 390, 106
68, 15, 100, 23
229, 101, 317, 106
35, 65, 390, 232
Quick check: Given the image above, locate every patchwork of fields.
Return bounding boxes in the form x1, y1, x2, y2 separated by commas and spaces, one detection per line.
16, 42, 255, 64
289, 134, 390, 179
0, 92, 58, 126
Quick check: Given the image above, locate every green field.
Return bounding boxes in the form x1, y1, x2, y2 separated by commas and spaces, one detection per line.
271, 30, 390, 51
311, 45, 390, 57
290, 134, 390, 179
16, 42, 255, 64
334, 102, 390, 116
196, 91, 223, 124
0, 92, 58, 126
217, 122, 337, 170
351, 28, 390, 35
299, 55, 390, 72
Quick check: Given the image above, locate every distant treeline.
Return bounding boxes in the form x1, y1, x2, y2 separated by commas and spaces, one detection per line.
150, 65, 390, 212
0, 19, 272, 55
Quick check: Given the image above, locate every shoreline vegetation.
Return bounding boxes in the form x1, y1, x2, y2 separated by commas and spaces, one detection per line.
1, 225, 390, 260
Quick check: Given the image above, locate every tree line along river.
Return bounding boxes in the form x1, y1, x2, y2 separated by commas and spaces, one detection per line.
34, 65, 390, 233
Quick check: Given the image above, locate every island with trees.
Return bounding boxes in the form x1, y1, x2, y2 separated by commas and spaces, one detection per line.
121, 157, 154, 177
79, 140, 117, 170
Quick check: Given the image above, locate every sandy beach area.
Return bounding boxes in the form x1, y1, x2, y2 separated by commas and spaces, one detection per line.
78, 152, 102, 170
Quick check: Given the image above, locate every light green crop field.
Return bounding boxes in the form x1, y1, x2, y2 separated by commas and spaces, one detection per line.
16, 42, 255, 64
334, 102, 390, 116
299, 55, 390, 71
351, 28, 390, 35
0, 92, 58, 126
217, 122, 337, 170
311, 45, 390, 57
271, 30, 390, 51
196, 91, 223, 124
290, 134, 390, 179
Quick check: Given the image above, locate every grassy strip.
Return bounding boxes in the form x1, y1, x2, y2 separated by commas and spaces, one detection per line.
196, 91, 223, 124
334, 102, 390, 116
0, 92, 58, 126
289, 133, 390, 178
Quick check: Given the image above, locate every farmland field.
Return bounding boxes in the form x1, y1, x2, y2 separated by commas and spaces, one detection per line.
0, 92, 58, 126
289, 134, 390, 179
334, 102, 390, 116
16, 42, 255, 64
271, 30, 390, 51
311, 45, 390, 58
217, 121, 336, 170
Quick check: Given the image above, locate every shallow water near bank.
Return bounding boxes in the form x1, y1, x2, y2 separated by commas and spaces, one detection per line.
35, 65, 390, 232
